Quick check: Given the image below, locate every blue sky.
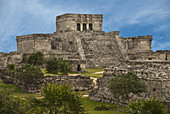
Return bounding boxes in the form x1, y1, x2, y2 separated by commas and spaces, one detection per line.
0, 0, 170, 53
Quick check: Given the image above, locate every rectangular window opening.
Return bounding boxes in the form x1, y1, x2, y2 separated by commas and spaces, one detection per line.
83, 24, 86, 31
77, 23, 80, 31
89, 24, 93, 30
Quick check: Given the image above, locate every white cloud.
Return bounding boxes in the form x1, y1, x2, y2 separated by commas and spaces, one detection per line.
152, 41, 170, 51
154, 24, 170, 32
103, 0, 170, 30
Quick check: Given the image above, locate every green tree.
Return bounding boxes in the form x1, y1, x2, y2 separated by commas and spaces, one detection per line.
16, 64, 44, 84
46, 57, 72, 75
108, 72, 147, 114
27, 51, 44, 66
59, 60, 72, 75
6, 64, 16, 76
129, 97, 168, 114
0, 89, 27, 114
46, 57, 60, 74
27, 82, 85, 114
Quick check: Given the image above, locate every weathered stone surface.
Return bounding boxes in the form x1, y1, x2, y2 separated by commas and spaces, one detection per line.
0, 74, 94, 93
89, 63, 170, 112
1, 13, 170, 70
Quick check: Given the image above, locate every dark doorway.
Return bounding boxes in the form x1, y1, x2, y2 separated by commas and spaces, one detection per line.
83, 24, 86, 31
77, 23, 80, 31
77, 64, 81, 71
89, 24, 93, 30
165, 54, 168, 60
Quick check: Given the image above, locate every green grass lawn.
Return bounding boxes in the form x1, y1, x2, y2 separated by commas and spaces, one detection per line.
84, 98, 130, 114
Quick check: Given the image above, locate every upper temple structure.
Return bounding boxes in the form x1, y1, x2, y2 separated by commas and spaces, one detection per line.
0, 13, 170, 71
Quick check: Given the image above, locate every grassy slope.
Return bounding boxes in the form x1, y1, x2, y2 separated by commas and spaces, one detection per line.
84, 98, 130, 114
0, 79, 41, 97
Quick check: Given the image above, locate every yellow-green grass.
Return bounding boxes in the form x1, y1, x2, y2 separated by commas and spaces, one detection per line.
84, 98, 130, 114
41, 68, 104, 78
41, 68, 58, 76
81, 72, 103, 78
86, 68, 104, 74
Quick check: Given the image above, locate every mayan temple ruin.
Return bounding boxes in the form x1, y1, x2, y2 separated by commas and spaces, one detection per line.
0, 13, 170, 111
0, 13, 170, 69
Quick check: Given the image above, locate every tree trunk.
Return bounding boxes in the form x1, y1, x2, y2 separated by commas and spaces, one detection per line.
117, 101, 120, 114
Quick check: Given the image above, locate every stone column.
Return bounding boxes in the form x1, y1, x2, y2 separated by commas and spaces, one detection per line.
87, 23, 89, 31
80, 23, 83, 31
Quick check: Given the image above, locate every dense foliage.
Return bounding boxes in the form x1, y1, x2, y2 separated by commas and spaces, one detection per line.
16, 64, 44, 83
27, 82, 85, 113
27, 51, 44, 66
46, 57, 72, 75
6, 64, 16, 76
94, 104, 114, 111
0, 89, 27, 114
129, 97, 168, 114
108, 72, 147, 114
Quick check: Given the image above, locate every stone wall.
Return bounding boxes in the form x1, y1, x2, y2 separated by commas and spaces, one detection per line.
7, 51, 23, 65
81, 31, 125, 68
16, 34, 52, 53
0, 74, 94, 93
0, 52, 9, 68
89, 63, 170, 112
120, 35, 153, 60
153, 50, 170, 60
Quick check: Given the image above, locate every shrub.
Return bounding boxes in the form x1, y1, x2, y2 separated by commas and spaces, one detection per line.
6, 64, 16, 76
46, 57, 72, 75
27, 51, 44, 66
0, 89, 27, 114
7, 64, 15, 71
16, 64, 44, 84
129, 97, 168, 114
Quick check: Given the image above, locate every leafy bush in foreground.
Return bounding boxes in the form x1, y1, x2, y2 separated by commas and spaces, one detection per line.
0, 89, 27, 114
129, 97, 168, 114
27, 82, 85, 113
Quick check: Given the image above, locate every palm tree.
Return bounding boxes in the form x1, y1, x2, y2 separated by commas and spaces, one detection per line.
27, 82, 85, 114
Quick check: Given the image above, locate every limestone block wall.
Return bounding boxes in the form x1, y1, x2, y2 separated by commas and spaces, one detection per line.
80, 32, 124, 68
56, 14, 103, 32
120, 35, 153, 60
0, 74, 94, 93
0, 52, 9, 68
89, 64, 170, 111
53, 32, 81, 54
153, 50, 170, 60
7, 51, 23, 65
16, 34, 52, 54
